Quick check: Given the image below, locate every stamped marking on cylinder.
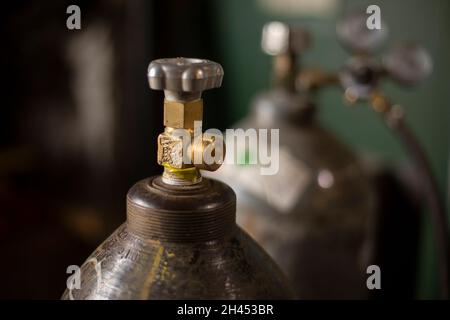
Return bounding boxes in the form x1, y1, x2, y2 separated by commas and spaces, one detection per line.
121, 248, 140, 262
118, 228, 129, 240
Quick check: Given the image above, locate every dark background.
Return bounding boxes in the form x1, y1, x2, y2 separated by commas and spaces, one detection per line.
0, 0, 448, 299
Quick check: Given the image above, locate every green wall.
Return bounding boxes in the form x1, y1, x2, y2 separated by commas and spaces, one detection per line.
213, 0, 450, 298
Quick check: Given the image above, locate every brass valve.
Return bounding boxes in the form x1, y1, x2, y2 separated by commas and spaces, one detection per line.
261, 21, 310, 91
147, 57, 224, 185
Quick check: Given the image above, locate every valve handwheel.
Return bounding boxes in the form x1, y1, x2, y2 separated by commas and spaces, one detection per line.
147, 57, 224, 101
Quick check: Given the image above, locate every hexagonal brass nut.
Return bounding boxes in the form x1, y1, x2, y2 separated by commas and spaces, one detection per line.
164, 99, 203, 129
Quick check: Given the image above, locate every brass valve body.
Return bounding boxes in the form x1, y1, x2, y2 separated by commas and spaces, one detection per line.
163, 99, 203, 129
158, 127, 222, 171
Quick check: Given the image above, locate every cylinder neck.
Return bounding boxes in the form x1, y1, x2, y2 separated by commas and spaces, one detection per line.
126, 176, 236, 242
162, 165, 202, 186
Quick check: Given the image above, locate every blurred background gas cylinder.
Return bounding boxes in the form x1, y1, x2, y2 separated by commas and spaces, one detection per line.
207, 21, 375, 299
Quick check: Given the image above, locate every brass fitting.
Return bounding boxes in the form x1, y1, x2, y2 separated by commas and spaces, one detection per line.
157, 126, 224, 171
261, 22, 310, 91
297, 67, 339, 92
164, 99, 203, 129
157, 128, 187, 169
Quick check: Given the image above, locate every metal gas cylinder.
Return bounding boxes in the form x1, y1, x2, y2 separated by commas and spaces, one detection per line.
62, 58, 293, 300
209, 23, 374, 299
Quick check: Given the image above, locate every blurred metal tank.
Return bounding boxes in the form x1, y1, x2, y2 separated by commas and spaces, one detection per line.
209, 22, 374, 299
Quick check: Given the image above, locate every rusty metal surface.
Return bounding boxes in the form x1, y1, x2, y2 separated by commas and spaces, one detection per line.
62, 176, 293, 299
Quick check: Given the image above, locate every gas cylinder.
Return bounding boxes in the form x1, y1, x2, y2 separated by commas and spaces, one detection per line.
209, 22, 374, 299
62, 57, 293, 300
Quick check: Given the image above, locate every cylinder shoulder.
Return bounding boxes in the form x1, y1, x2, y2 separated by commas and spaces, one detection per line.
127, 176, 236, 211
62, 224, 293, 299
